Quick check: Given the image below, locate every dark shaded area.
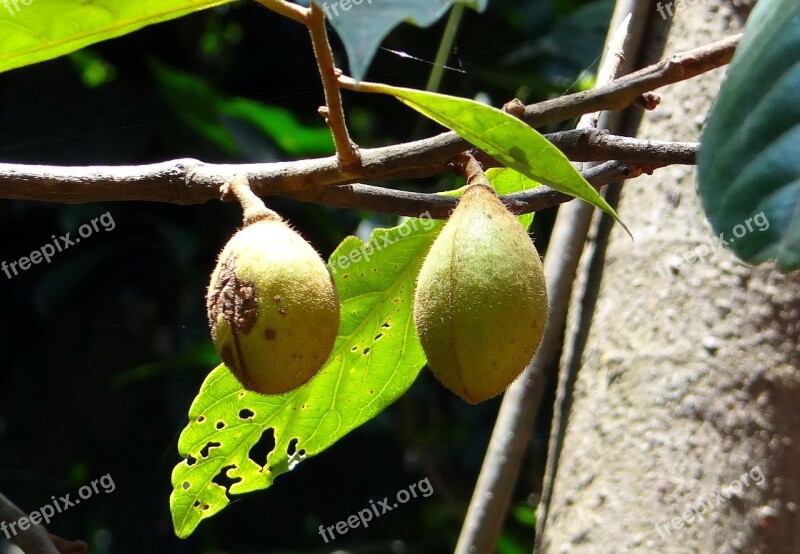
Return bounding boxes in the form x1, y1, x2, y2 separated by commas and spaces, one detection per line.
0, 1, 612, 552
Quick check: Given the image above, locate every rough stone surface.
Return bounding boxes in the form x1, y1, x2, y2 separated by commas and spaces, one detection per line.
541, 2, 800, 553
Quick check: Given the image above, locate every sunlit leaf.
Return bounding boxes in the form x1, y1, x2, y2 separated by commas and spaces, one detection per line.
357, 82, 623, 225
0, 0, 234, 74
486, 167, 539, 229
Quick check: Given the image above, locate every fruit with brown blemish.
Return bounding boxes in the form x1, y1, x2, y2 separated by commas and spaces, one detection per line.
206, 217, 340, 395
413, 183, 548, 403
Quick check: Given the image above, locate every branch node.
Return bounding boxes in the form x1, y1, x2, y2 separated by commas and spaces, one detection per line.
502, 98, 526, 118
638, 92, 662, 110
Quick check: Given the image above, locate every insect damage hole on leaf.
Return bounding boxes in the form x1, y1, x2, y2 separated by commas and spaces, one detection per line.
211, 465, 241, 496
248, 427, 277, 469
199, 441, 221, 459
239, 408, 255, 420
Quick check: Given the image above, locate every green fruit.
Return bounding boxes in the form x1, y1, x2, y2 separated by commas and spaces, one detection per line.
206, 218, 340, 395
413, 184, 548, 403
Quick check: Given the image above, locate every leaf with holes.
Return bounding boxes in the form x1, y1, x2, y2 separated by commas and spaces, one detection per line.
311, 0, 488, 82
356, 82, 625, 229
0, 0, 234, 75
170, 214, 441, 538
170, 174, 541, 537
697, 0, 800, 271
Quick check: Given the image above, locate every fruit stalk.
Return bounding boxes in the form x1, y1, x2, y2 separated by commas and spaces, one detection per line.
221, 175, 280, 226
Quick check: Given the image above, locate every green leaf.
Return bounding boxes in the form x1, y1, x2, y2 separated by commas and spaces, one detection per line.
169, 173, 537, 538
311, 0, 487, 82
357, 83, 624, 226
170, 215, 441, 538
151, 60, 238, 154
152, 61, 334, 158
222, 98, 334, 158
0, 0, 234, 75
486, 167, 539, 230
697, 0, 800, 271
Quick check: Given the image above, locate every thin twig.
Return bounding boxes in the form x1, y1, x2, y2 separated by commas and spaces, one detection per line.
254, 0, 308, 25
518, 32, 740, 128
258, 0, 358, 166
339, 33, 738, 131
306, 3, 360, 168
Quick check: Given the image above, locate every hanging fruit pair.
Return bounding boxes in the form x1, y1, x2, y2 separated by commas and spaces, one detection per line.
413, 181, 548, 403
206, 184, 339, 395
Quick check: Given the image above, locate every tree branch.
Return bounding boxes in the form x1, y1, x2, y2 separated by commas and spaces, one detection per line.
0, 34, 737, 212
519, 32, 740, 128
287, 160, 655, 218
0, 133, 695, 209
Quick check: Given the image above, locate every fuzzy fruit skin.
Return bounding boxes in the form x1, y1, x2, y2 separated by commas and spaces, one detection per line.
206, 219, 340, 395
413, 184, 548, 403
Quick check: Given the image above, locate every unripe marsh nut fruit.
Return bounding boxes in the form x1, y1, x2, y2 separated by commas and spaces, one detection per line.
206, 218, 340, 395
413, 184, 548, 403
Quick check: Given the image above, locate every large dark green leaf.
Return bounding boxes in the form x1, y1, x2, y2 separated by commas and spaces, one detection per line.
311, 0, 487, 81
697, 0, 800, 271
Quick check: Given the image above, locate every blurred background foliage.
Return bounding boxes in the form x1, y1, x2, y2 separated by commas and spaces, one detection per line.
0, 0, 612, 552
